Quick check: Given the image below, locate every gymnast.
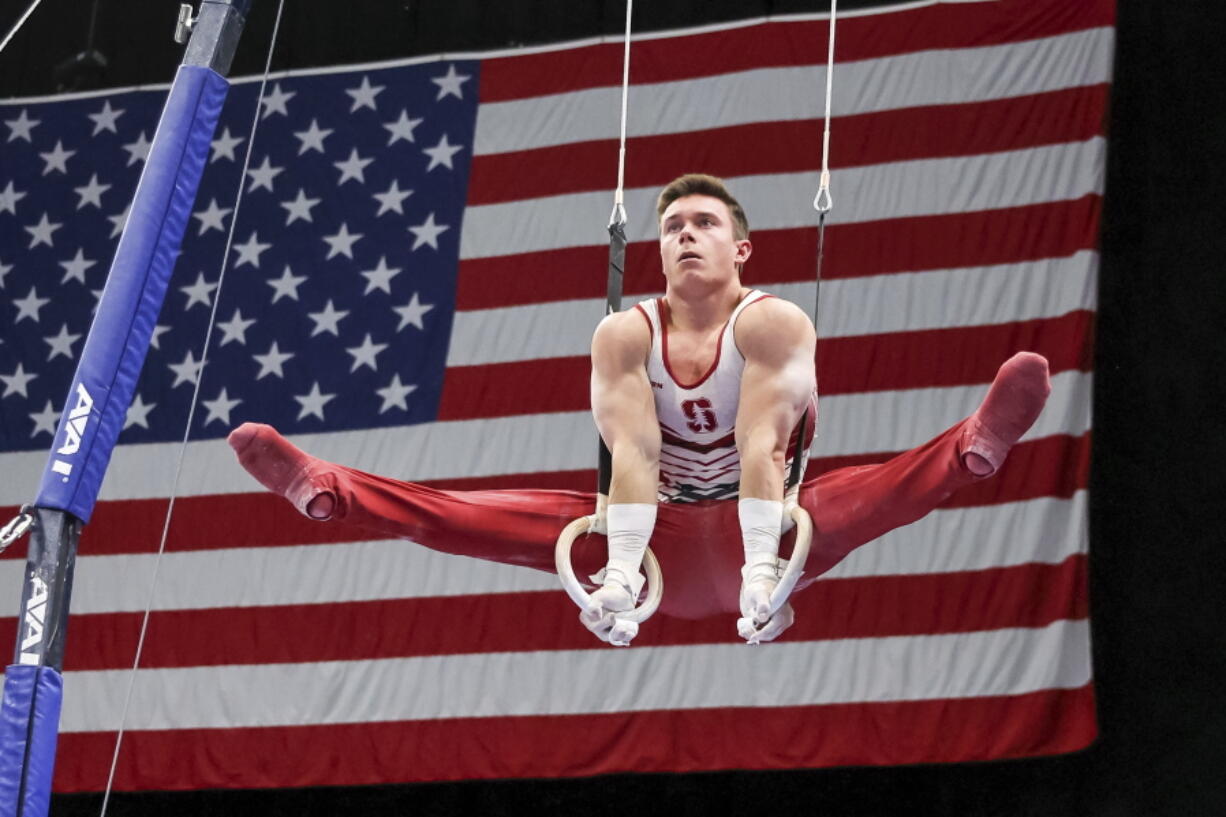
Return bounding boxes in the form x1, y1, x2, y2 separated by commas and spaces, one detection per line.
228, 173, 1051, 647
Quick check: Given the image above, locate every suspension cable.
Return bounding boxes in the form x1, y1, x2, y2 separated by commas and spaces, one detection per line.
609, 0, 633, 228
97, 1, 288, 812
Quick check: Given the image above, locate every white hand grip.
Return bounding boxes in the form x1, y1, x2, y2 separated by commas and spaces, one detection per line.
767, 503, 812, 615
555, 514, 664, 624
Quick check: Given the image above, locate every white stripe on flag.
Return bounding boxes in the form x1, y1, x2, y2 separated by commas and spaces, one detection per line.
447, 251, 1099, 366
473, 28, 1113, 154
459, 140, 1107, 258
0, 492, 1084, 615
59, 618, 1091, 732
0, 370, 1091, 504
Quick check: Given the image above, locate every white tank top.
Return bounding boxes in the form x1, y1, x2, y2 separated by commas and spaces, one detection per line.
634, 290, 814, 503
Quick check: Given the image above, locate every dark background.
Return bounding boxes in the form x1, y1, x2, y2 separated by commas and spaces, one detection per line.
3, 0, 1224, 814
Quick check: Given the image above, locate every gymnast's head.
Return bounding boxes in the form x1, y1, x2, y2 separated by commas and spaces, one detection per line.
656, 173, 753, 291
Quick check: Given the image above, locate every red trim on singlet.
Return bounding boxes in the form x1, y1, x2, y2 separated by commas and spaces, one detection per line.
729, 292, 778, 359
659, 297, 728, 389
660, 462, 742, 485
633, 302, 654, 343
660, 427, 737, 454
657, 445, 740, 468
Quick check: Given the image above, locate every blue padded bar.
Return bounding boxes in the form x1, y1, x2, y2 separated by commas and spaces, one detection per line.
34, 65, 230, 523
0, 666, 63, 817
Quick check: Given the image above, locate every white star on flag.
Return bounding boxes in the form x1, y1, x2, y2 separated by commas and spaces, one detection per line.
383, 110, 423, 145
149, 324, 172, 350
293, 118, 334, 154
29, 400, 60, 437
372, 180, 413, 216
13, 287, 50, 323
267, 265, 307, 303
0, 180, 25, 215
431, 64, 471, 100
280, 188, 321, 225
88, 100, 124, 134
423, 133, 462, 171
394, 292, 435, 331
202, 387, 242, 426
294, 382, 337, 421
44, 323, 82, 360
192, 198, 232, 234
360, 256, 402, 294
408, 212, 448, 250
74, 174, 110, 210
168, 350, 204, 388
108, 204, 130, 238
210, 126, 244, 162
59, 249, 96, 285
124, 394, 156, 429
217, 308, 257, 346
122, 131, 152, 166
246, 156, 284, 193
0, 261, 12, 289
4, 109, 39, 142
233, 231, 272, 268
25, 213, 61, 248
333, 148, 374, 185
179, 272, 218, 310
322, 223, 363, 260
261, 82, 296, 119
253, 341, 294, 379
40, 140, 76, 175
1, 362, 37, 398
308, 299, 350, 336
346, 76, 385, 112
345, 333, 388, 372
376, 374, 417, 414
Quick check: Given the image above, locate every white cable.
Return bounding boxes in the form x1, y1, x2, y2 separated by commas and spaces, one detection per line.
97, 1, 288, 813
813, 0, 837, 213
609, 0, 632, 226
0, 0, 44, 55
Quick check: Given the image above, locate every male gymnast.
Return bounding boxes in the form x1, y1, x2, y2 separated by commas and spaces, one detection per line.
229, 173, 1051, 647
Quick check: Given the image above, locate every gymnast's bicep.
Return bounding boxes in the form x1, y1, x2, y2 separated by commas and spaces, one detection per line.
589, 311, 659, 454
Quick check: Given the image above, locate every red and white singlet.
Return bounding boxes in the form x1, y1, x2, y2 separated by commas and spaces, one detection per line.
634, 290, 816, 504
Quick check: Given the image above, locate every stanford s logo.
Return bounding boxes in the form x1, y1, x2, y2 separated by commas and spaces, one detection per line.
681, 397, 718, 433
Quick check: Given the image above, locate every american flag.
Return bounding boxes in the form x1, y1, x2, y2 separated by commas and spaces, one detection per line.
1, 0, 1107, 792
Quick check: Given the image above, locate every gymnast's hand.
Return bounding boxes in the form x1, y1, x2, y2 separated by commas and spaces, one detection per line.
737, 580, 795, 645
580, 582, 639, 646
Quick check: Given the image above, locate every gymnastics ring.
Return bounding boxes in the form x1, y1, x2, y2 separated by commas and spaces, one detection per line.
555, 514, 664, 624
767, 502, 813, 616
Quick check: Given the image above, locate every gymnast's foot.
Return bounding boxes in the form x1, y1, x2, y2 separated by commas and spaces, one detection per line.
227, 423, 337, 520
959, 352, 1051, 477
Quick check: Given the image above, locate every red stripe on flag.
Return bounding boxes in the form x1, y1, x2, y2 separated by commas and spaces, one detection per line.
40, 555, 1086, 671
0, 433, 1087, 560
456, 196, 1102, 309
468, 85, 1108, 204
437, 312, 1094, 420
477, 0, 1114, 101
54, 685, 1097, 792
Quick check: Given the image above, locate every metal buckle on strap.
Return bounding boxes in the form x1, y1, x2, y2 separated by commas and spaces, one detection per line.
0, 504, 35, 553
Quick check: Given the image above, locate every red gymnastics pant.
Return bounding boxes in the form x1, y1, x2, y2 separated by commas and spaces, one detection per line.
290, 418, 983, 621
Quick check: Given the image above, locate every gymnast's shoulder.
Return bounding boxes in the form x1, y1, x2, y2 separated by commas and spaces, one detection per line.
590, 306, 652, 364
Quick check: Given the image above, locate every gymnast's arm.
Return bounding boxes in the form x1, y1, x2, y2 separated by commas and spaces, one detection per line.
590, 310, 660, 505
732, 297, 816, 642
734, 298, 817, 502
582, 310, 660, 644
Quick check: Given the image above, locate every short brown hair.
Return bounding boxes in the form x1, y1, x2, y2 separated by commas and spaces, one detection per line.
656, 173, 750, 241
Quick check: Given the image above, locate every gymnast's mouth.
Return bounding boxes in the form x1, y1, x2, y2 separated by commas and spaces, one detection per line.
679, 251, 701, 261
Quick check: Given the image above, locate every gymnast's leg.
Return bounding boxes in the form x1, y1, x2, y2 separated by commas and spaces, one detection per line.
227, 423, 603, 577
798, 351, 1052, 577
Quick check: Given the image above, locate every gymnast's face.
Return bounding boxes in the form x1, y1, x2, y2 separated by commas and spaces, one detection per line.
658, 195, 752, 295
